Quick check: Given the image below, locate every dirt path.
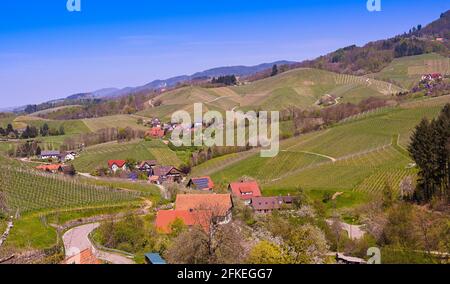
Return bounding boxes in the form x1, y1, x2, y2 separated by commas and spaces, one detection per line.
63, 223, 135, 264
282, 149, 337, 163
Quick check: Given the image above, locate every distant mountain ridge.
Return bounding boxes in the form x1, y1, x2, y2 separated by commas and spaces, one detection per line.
2, 60, 295, 113
87, 60, 295, 99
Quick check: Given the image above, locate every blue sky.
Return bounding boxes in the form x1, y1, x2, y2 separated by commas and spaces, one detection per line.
0, 0, 448, 108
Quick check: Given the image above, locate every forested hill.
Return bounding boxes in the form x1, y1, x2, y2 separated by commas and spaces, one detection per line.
297, 10, 450, 76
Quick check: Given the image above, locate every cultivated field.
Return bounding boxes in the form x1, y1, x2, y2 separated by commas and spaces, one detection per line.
0, 165, 140, 214
72, 139, 182, 173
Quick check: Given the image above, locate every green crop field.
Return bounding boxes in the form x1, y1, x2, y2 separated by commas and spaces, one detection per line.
0, 165, 140, 214
82, 114, 148, 132
72, 139, 182, 173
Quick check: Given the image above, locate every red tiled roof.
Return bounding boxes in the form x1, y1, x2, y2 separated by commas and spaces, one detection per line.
62, 249, 102, 265
146, 127, 165, 138
108, 160, 127, 169
36, 164, 63, 171
229, 181, 262, 200
175, 194, 233, 214
155, 210, 196, 233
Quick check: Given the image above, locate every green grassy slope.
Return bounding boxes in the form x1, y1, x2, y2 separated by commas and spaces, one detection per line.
200, 95, 449, 201
372, 53, 450, 89
72, 139, 182, 173
137, 68, 404, 119
82, 115, 148, 132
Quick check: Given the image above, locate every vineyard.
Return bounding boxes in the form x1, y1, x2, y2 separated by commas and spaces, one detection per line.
262, 146, 411, 196
355, 168, 417, 195
0, 165, 140, 213
72, 139, 182, 173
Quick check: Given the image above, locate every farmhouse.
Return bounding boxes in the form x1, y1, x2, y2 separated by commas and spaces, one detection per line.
138, 160, 158, 172
187, 176, 214, 191
62, 248, 102, 265
146, 127, 165, 138
251, 196, 294, 214
175, 194, 233, 225
59, 151, 77, 162
229, 180, 262, 205
40, 150, 61, 160
36, 164, 64, 173
150, 166, 183, 184
155, 210, 197, 233
108, 160, 128, 173
421, 73, 443, 82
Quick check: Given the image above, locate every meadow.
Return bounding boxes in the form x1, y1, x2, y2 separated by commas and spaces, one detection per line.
82, 115, 148, 132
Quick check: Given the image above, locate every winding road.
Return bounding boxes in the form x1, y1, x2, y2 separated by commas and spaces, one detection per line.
63, 223, 135, 264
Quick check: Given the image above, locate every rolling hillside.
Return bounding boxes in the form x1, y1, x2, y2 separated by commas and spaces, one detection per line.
137, 67, 405, 120
372, 53, 450, 89
195, 95, 450, 203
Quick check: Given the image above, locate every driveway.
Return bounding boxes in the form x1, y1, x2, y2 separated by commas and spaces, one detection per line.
326, 220, 365, 240
63, 223, 135, 264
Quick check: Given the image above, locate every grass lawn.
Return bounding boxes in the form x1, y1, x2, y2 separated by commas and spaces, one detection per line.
5, 203, 145, 251
5, 214, 58, 250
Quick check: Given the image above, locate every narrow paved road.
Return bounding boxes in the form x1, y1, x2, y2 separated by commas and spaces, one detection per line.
63, 223, 135, 264
326, 220, 365, 240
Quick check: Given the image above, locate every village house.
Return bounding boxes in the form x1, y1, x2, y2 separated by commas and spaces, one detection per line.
421, 73, 443, 82
187, 176, 214, 191
40, 150, 61, 160
108, 160, 128, 173
138, 160, 158, 173
62, 248, 102, 265
228, 180, 262, 205
155, 194, 233, 233
155, 210, 198, 233
176, 194, 233, 225
251, 196, 294, 214
59, 151, 77, 162
149, 166, 183, 184
145, 127, 165, 139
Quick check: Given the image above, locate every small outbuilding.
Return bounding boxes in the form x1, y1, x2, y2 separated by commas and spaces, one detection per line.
144, 253, 167, 265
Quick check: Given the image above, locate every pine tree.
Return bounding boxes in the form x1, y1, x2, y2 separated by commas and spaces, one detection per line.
271, 64, 279, 77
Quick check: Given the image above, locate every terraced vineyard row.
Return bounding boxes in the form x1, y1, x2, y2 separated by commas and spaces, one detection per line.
263, 146, 411, 194
210, 151, 328, 184
0, 166, 140, 213
354, 168, 417, 195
